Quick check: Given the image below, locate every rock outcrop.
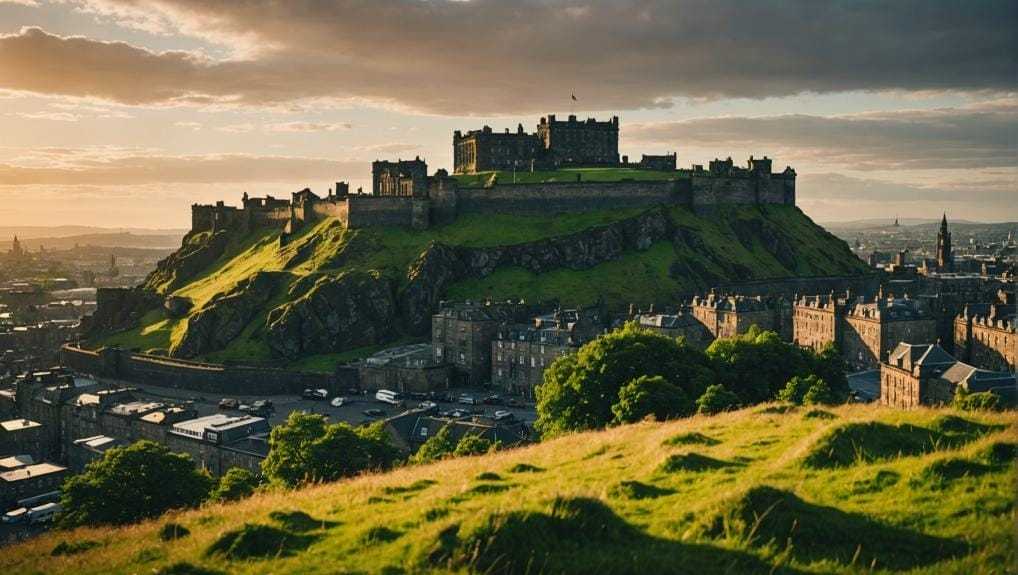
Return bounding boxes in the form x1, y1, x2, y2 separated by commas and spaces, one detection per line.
144, 230, 231, 294
266, 272, 397, 359
397, 208, 672, 334
170, 272, 281, 358
84, 287, 161, 337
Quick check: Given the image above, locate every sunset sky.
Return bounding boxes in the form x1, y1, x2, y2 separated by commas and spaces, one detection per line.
0, 0, 1015, 228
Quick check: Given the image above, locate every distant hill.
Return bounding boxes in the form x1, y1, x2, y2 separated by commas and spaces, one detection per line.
1, 404, 1011, 574
0, 230, 186, 251
821, 218, 988, 231
89, 205, 869, 369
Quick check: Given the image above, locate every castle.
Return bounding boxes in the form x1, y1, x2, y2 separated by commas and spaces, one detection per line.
190, 115, 796, 237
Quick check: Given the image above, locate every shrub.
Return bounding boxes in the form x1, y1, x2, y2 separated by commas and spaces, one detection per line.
803, 379, 836, 406
209, 467, 260, 503
453, 433, 500, 457
611, 375, 693, 424
412, 425, 457, 464
696, 384, 740, 415
158, 522, 190, 541
954, 387, 1002, 411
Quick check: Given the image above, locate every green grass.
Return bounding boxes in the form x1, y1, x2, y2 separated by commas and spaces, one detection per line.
3, 405, 1012, 574
451, 167, 680, 187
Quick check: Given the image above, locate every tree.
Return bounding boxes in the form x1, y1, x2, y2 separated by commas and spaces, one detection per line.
706, 327, 812, 404
611, 375, 693, 424
778, 375, 813, 404
59, 440, 213, 528
453, 433, 499, 457
810, 343, 850, 400
412, 425, 457, 464
209, 468, 261, 503
802, 379, 836, 406
262, 411, 398, 487
535, 323, 714, 436
696, 384, 740, 415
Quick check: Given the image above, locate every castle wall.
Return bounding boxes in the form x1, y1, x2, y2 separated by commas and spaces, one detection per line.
309, 199, 349, 225
689, 174, 794, 206
61, 345, 335, 395
345, 196, 429, 230
246, 206, 291, 228
455, 180, 687, 215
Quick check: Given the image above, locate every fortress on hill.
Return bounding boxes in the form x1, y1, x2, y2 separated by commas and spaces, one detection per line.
191, 114, 796, 237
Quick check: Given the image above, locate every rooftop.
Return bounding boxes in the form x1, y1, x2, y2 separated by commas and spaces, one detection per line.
0, 418, 42, 432
172, 413, 266, 436
0, 462, 66, 483
0, 455, 34, 470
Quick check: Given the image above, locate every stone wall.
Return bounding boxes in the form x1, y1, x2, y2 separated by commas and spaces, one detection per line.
61, 345, 335, 395
346, 196, 429, 229
713, 275, 881, 300
455, 180, 688, 215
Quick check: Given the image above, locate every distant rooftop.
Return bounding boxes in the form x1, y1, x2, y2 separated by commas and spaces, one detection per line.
0, 419, 42, 432
0, 455, 34, 470
0, 462, 66, 483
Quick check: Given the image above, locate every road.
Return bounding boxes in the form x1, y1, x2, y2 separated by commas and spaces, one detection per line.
128, 382, 538, 427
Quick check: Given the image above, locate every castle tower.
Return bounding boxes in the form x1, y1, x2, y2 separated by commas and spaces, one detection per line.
936, 213, 953, 272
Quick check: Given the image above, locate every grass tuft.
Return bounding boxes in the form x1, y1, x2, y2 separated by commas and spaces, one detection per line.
382, 479, 437, 495
268, 510, 336, 532
663, 432, 721, 447
154, 563, 225, 575
802, 421, 988, 469
51, 539, 101, 556
360, 526, 402, 545
608, 480, 676, 500
158, 522, 190, 541
658, 452, 738, 473
507, 463, 544, 473
205, 523, 317, 560
803, 408, 837, 420
475, 472, 503, 481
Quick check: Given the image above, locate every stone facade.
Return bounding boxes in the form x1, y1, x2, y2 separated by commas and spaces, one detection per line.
880, 343, 1013, 408
358, 343, 453, 393
842, 295, 938, 370
431, 301, 536, 385
490, 309, 603, 398
372, 157, 429, 197
792, 294, 841, 353
954, 304, 1016, 373
636, 311, 713, 348
0, 462, 67, 507
0, 418, 46, 461
690, 293, 791, 340
536, 114, 619, 167
453, 124, 543, 174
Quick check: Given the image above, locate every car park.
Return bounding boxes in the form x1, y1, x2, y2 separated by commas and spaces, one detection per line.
362, 408, 385, 417
457, 394, 477, 405
302, 388, 328, 400
483, 395, 502, 405
418, 401, 438, 411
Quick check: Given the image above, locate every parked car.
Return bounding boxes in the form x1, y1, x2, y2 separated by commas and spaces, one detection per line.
483, 394, 502, 405
362, 408, 385, 417
458, 394, 477, 405
330, 396, 347, 407
302, 388, 328, 400
375, 389, 402, 405
27, 502, 61, 524
418, 401, 438, 411
493, 410, 514, 421
447, 409, 469, 418
428, 391, 451, 403
506, 398, 522, 408
218, 398, 240, 410
241, 399, 274, 417
2, 507, 28, 524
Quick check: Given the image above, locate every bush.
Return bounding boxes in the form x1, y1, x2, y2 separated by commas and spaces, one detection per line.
59, 440, 213, 528
209, 468, 260, 503
777, 375, 812, 404
412, 425, 457, 464
262, 412, 399, 487
696, 384, 740, 415
803, 379, 837, 406
159, 522, 191, 541
954, 387, 1002, 411
611, 375, 693, 424
453, 433, 499, 457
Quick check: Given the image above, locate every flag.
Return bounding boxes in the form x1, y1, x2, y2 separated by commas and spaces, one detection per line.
571, 94, 577, 101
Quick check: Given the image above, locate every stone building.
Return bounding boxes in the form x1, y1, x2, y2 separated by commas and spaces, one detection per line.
636, 311, 713, 348
936, 214, 954, 272
842, 294, 937, 370
880, 343, 1014, 408
358, 343, 453, 393
0, 418, 45, 460
164, 414, 270, 476
372, 157, 429, 197
690, 293, 791, 340
536, 114, 619, 167
432, 301, 536, 385
0, 462, 67, 507
954, 303, 1016, 373
792, 293, 842, 353
453, 125, 543, 174
382, 407, 529, 454
490, 309, 603, 398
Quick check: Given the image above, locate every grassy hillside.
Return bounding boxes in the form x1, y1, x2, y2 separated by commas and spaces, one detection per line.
93, 205, 868, 368
3, 405, 1013, 574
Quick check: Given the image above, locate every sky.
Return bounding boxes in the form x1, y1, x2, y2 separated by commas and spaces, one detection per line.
0, 0, 1015, 228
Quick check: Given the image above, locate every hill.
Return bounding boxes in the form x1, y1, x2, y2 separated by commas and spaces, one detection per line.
2, 404, 1013, 574
90, 204, 868, 369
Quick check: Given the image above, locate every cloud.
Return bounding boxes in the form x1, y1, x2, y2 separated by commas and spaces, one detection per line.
0, 152, 364, 186
174, 120, 202, 130
13, 111, 80, 121
0, 0, 39, 6
264, 121, 352, 133
626, 102, 1018, 170
1, 1, 1015, 114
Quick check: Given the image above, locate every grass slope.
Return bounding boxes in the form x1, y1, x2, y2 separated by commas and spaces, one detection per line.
95, 205, 867, 367
4, 405, 1013, 574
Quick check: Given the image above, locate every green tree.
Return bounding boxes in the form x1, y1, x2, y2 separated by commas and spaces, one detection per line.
59, 440, 213, 528
706, 327, 812, 404
802, 378, 836, 406
412, 425, 457, 464
611, 375, 693, 424
209, 467, 261, 503
696, 384, 740, 415
535, 323, 714, 436
778, 375, 813, 404
453, 433, 499, 457
262, 411, 398, 487
810, 343, 850, 399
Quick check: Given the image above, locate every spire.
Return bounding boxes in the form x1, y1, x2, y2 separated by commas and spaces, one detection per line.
940, 212, 948, 229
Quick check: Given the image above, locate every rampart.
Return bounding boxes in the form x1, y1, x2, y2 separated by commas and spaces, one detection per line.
61, 345, 336, 395
454, 180, 687, 214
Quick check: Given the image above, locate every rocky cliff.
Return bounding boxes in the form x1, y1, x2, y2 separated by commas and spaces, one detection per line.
89, 205, 869, 365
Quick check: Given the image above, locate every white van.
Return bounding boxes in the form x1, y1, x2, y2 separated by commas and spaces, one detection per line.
2, 507, 28, 524
28, 502, 61, 524
375, 389, 402, 405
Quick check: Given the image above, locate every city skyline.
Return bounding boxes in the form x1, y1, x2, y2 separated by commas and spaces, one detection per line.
0, 0, 1016, 227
